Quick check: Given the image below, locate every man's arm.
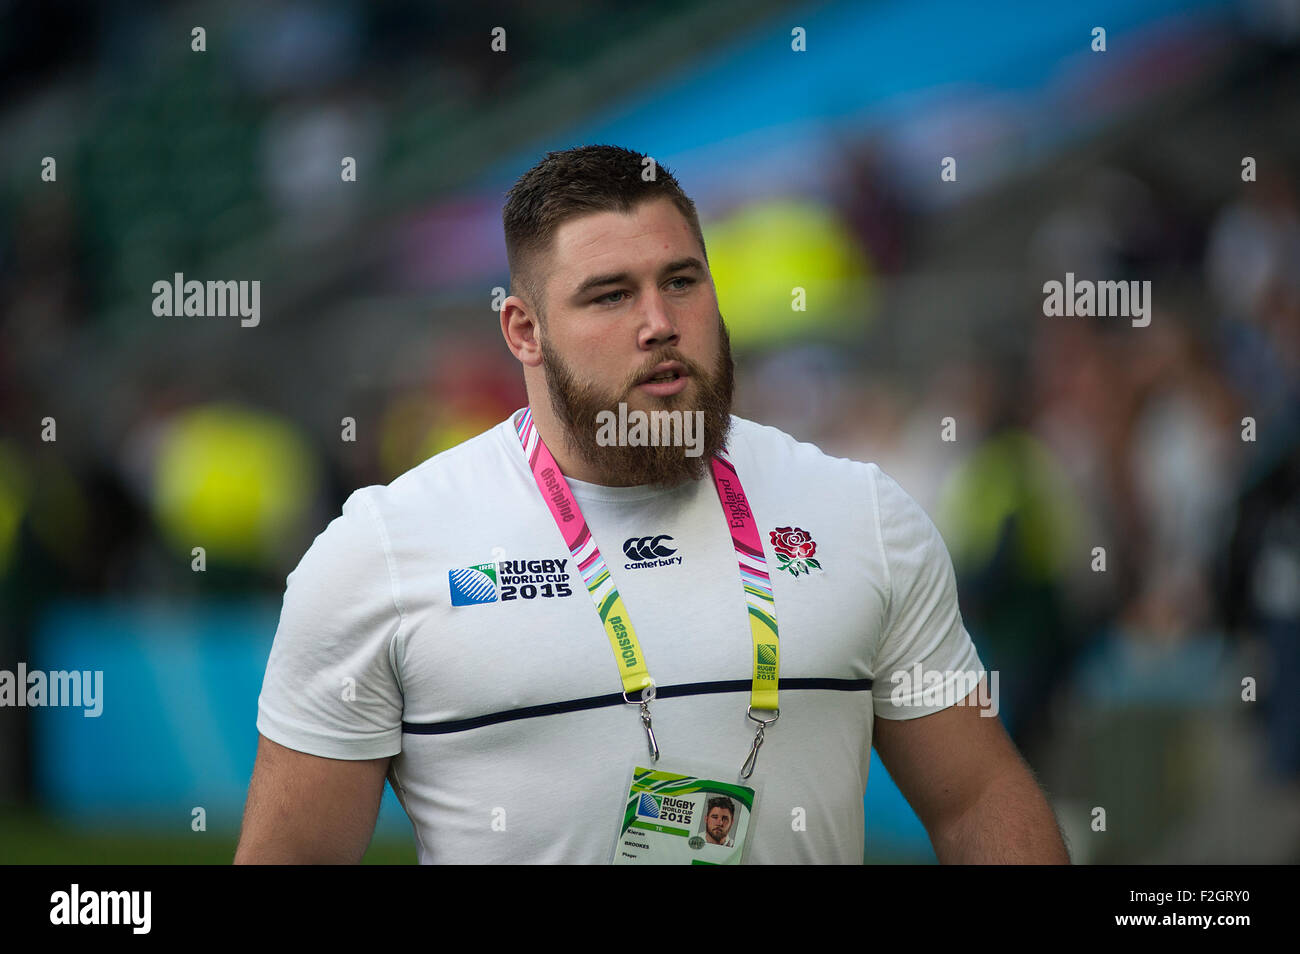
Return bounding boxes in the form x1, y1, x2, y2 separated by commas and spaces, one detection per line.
234, 734, 392, 864
871, 678, 1070, 863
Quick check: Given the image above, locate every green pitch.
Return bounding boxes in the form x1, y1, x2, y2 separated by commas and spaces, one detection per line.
0, 810, 417, 864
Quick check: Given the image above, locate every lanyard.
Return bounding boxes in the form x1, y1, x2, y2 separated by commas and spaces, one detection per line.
514, 407, 780, 778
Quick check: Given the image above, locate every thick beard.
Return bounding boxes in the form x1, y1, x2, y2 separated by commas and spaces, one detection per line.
539, 316, 735, 488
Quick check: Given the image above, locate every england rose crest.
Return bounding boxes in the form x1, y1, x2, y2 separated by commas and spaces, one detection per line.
770, 526, 821, 577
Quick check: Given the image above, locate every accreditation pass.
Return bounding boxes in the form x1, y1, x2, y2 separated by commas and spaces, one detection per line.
612, 765, 758, 864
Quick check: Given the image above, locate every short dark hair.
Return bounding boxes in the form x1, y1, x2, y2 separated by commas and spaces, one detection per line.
706, 796, 735, 818
502, 144, 708, 320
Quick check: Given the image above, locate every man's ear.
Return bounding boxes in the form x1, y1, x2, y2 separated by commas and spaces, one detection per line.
501, 297, 544, 367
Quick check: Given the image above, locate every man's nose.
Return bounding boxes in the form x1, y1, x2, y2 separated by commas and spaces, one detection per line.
639, 290, 679, 348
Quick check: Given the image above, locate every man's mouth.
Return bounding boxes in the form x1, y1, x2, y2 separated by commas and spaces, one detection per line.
636, 361, 690, 395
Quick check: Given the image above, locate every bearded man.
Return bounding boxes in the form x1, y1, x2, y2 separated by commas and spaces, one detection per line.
236, 145, 1069, 865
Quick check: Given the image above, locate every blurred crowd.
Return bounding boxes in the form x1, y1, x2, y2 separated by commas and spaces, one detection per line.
747, 149, 1300, 859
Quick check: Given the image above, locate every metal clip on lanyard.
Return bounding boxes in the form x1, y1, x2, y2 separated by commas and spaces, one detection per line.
741, 706, 779, 779
624, 683, 659, 762
516, 407, 781, 778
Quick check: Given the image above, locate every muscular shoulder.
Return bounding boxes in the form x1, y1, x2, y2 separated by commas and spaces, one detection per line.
726, 414, 881, 491
361, 415, 521, 520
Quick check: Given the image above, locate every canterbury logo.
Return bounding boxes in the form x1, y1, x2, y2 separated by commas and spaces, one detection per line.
623, 534, 677, 562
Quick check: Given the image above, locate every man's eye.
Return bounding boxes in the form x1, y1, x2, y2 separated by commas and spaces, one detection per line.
667, 277, 695, 290
595, 291, 626, 304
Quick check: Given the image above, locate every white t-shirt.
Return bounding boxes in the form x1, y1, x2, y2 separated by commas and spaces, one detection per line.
256, 409, 983, 863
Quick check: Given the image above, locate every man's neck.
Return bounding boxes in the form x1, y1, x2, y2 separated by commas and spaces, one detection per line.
520, 394, 714, 490
523, 399, 619, 486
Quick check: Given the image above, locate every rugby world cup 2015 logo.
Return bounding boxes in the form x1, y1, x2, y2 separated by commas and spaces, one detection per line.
637, 792, 695, 826
449, 558, 574, 606
449, 563, 498, 606
638, 793, 662, 818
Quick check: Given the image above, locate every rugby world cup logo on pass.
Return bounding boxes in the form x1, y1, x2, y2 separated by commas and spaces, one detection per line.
637, 792, 695, 826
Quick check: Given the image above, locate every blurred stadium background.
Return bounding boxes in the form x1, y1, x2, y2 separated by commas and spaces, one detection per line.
1, 0, 1297, 863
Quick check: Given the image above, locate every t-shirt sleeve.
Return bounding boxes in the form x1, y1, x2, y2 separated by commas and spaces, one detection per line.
256, 488, 405, 759
868, 465, 984, 720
